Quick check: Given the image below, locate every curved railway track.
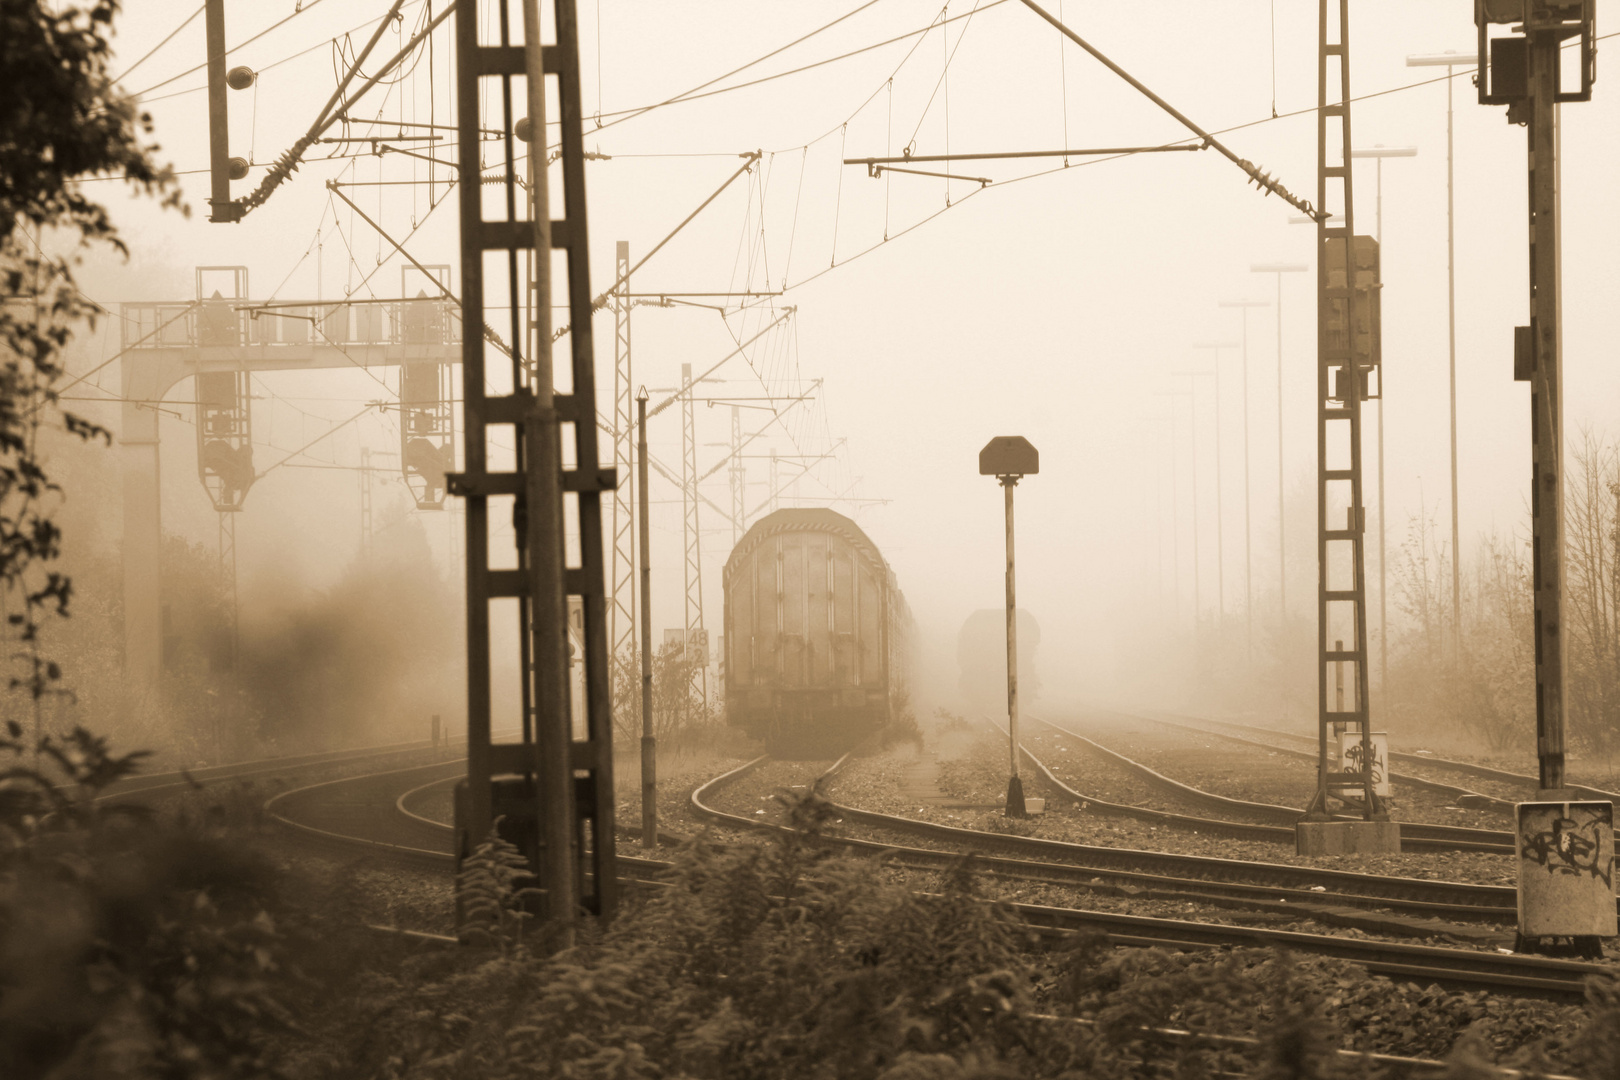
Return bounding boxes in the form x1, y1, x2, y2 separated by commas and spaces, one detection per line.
1022, 713, 1518, 852
1144, 708, 1620, 806
238, 744, 1619, 1000
96, 736, 468, 803
688, 756, 1614, 1001
263, 755, 674, 886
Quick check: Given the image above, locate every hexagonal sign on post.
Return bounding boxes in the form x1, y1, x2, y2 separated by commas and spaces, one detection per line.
979, 435, 1039, 480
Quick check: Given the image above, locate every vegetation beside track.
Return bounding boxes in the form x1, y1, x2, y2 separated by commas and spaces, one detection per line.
7, 727, 1620, 1078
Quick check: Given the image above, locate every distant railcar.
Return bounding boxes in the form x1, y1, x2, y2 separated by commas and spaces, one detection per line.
723, 508, 911, 756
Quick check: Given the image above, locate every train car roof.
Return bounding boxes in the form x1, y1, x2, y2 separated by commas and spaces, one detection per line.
724, 508, 893, 580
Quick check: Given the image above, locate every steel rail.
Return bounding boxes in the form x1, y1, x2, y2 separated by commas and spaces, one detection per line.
686, 757, 1609, 1000
988, 714, 1513, 853
96, 736, 469, 802
688, 758, 1516, 920
265, 758, 673, 883
1101, 707, 1517, 810
1155, 709, 1620, 804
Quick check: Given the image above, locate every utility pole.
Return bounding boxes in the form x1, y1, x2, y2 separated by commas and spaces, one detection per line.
980, 437, 1039, 818
638, 390, 655, 848
1251, 263, 1307, 627
1473, 0, 1610, 956
1219, 300, 1270, 664
1349, 145, 1417, 711
1192, 341, 1238, 622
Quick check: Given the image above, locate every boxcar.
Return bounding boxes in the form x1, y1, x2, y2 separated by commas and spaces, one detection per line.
723, 508, 911, 757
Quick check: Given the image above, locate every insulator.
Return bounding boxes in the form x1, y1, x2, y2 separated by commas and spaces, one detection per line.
226, 66, 256, 90
227, 157, 249, 180
514, 116, 532, 142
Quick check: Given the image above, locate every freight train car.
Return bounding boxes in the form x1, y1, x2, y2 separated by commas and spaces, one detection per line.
723, 508, 912, 756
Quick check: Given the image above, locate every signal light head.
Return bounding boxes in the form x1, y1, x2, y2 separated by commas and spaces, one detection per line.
226, 66, 255, 90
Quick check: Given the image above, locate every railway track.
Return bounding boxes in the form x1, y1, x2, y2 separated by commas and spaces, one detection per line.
688, 756, 1613, 1001
262, 755, 674, 885
242, 746, 1617, 1001
1024, 712, 1518, 853
96, 736, 469, 803
1145, 708, 1620, 806
696, 755, 1527, 925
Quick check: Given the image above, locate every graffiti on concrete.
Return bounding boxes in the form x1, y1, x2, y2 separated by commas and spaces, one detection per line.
1519, 807, 1613, 889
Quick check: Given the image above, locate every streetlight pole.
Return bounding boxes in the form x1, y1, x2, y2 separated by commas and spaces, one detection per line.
1250, 263, 1307, 629
1144, 414, 1179, 625
1348, 144, 1417, 711
1192, 341, 1239, 623
1407, 51, 1475, 675
980, 437, 1040, 819
1157, 386, 1201, 623
1218, 301, 1270, 664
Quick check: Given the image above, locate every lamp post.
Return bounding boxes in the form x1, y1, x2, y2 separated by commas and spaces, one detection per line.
980, 436, 1039, 818
1218, 300, 1270, 663
1142, 414, 1178, 625
1155, 388, 1199, 624
1407, 51, 1476, 673
1249, 263, 1307, 626
1348, 144, 1417, 710
1191, 341, 1239, 622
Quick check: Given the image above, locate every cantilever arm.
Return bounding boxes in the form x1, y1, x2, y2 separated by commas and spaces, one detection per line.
1018, 0, 1320, 221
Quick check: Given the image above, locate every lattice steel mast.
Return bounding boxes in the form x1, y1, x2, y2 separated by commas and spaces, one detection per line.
610, 242, 636, 675
680, 363, 707, 707
1305, 0, 1381, 822
451, 0, 617, 933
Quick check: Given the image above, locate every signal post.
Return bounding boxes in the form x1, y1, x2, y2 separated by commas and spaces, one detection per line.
1474, 0, 1614, 956
980, 437, 1039, 818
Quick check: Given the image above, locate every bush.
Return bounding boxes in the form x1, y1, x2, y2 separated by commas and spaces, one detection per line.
0, 723, 291, 1078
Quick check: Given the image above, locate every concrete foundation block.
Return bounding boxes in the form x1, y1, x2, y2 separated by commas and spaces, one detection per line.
1515, 800, 1616, 939
1295, 820, 1402, 856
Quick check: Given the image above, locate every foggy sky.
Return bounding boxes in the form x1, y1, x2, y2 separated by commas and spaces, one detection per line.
68, 1, 1620, 710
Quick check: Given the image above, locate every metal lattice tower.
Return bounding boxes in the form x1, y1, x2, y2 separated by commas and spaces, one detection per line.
451, 0, 617, 930
610, 242, 636, 673
680, 363, 707, 706
1306, 0, 1381, 820
729, 405, 744, 545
